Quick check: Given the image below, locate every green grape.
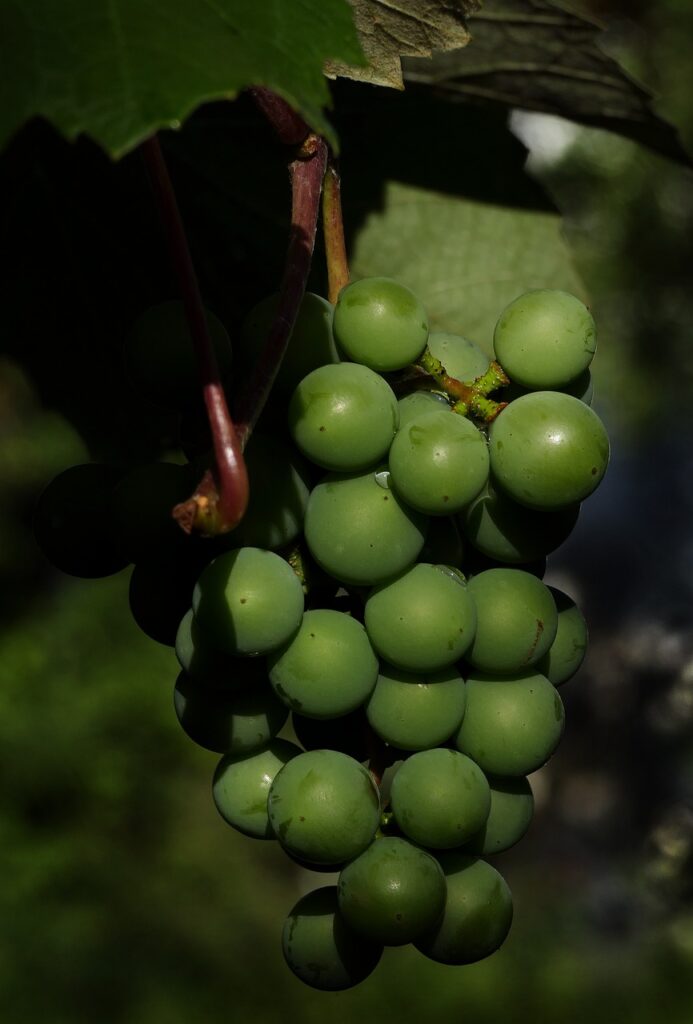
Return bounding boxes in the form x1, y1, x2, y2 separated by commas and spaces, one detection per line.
267, 750, 380, 864
333, 277, 429, 372
493, 289, 596, 389
536, 587, 588, 686
388, 411, 490, 515
454, 670, 565, 776
390, 749, 491, 849
228, 433, 310, 550
124, 301, 233, 410
465, 568, 558, 673
33, 464, 129, 578
239, 292, 338, 397
192, 547, 304, 655
427, 332, 490, 382
282, 887, 382, 991
464, 776, 534, 856
304, 468, 428, 586
364, 563, 476, 672
268, 610, 378, 719
489, 392, 609, 509
419, 516, 464, 568
212, 739, 301, 838
397, 391, 450, 428
415, 854, 513, 965
288, 363, 399, 472
337, 836, 446, 945
110, 461, 196, 564
173, 673, 288, 754
366, 666, 467, 751
461, 481, 579, 564
292, 709, 370, 761
175, 609, 267, 690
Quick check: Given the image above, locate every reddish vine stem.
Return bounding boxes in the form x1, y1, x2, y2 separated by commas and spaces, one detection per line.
235, 121, 328, 445
141, 136, 248, 534
322, 159, 350, 303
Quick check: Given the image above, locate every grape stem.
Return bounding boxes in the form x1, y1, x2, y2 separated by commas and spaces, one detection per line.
417, 348, 510, 423
141, 136, 249, 535
322, 158, 350, 303
235, 93, 328, 445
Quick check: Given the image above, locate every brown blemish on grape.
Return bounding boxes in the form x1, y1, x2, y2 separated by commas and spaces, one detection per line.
240, 598, 247, 604
319, 425, 326, 432
525, 619, 544, 662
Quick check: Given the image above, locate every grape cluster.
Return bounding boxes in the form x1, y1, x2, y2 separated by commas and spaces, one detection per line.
33, 279, 608, 991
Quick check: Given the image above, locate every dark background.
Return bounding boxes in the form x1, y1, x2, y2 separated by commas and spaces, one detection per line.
1, 1, 693, 1020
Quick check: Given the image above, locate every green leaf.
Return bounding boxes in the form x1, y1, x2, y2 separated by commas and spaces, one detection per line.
0, 0, 364, 157
401, 0, 690, 165
350, 182, 583, 350
326, 0, 479, 89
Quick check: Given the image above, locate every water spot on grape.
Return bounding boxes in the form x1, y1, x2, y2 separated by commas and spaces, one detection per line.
375, 469, 391, 490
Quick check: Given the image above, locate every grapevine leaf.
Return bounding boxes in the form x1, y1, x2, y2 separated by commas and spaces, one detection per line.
401, 0, 690, 164
343, 94, 582, 347
326, 0, 479, 89
0, 0, 364, 157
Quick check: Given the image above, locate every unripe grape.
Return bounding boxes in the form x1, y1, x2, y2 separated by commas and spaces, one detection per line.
493, 289, 596, 389
536, 587, 588, 686
267, 750, 380, 865
333, 277, 428, 371
338, 836, 446, 945
212, 739, 301, 838
282, 887, 382, 991
455, 670, 565, 776
489, 392, 609, 509
390, 749, 491, 849
289, 362, 398, 472
415, 854, 513, 964
427, 332, 490, 381
192, 547, 304, 655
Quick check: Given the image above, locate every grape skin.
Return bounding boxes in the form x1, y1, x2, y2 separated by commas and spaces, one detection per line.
192, 547, 304, 656
267, 750, 381, 865
489, 391, 609, 509
415, 854, 513, 965
304, 468, 428, 586
390, 749, 491, 849
366, 665, 467, 751
397, 391, 450, 428
364, 563, 476, 673
461, 480, 579, 564
455, 670, 565, 776
465, 568, 558, 674
332, 277, 429, 372
289, 362, 399, 472
388, 411, 490, 516
173, 673, 288, 755
427, 332, 490, 382
493, 289, 596, 389
536, 587, 588, 686
282, 887, 382, 991
337, 836, 446, 945
212, 739, 301, 838
464, 775, 534, 856
268, 609, 379, 719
